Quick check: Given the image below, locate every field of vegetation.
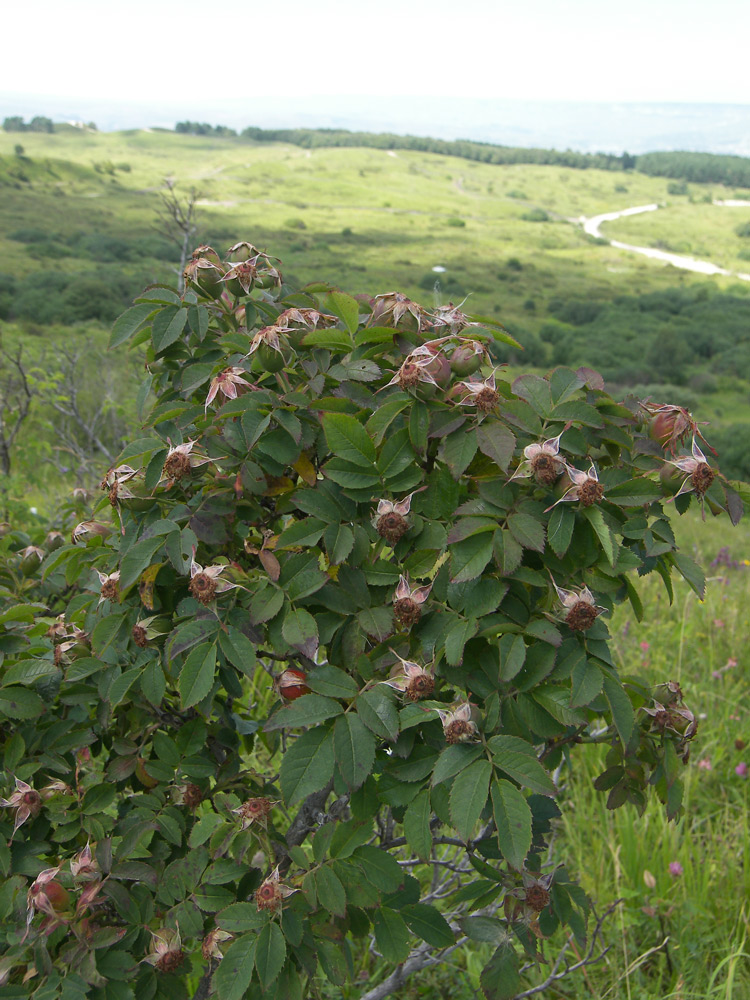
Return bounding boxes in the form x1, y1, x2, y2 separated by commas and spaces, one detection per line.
1, 122, 750, 999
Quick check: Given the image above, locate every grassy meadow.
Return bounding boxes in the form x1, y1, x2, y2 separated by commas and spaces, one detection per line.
2, 126, 750, 998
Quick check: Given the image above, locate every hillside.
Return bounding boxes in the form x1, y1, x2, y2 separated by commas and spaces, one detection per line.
2, 126, 750, 507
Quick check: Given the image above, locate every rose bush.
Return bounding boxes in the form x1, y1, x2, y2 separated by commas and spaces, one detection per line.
0, 242, 746, 999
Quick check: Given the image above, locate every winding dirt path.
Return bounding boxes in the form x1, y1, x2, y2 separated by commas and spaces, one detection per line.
581, 202, 750, 281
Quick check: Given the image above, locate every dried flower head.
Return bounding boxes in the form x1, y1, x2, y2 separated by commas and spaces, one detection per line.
666, 438, 716, 502
374, 493, 416, 545
510, 429, 568, 485
189, 554, 236, 605
70, 843, 100, 882
71, 521, 112, 545
456, 369, 501, 414
276, 307, 338, 330
255, 867, 295, 911
97, 570, 120, 606
0, 776, 42, 834
143, 927, 185, 972
205, 367, 253, 410
547, 463, 605, 511
369, 291, 424, 330
202, 928, 233, 961
552, 580, 607, 632
26, 867, 71, 928
430, 302, 480, 335
382, 654, 435, 701
162, 440, 210, 482
392, 574, 432, 628
233, 797, 273, 829
246, 325, 292, 357
174, 783, 204, 809
382, 350, 443, 392
437, 703, 479, 744
131, 624, 148, 648
222, 258, 260, 295
507, 870, 555, 917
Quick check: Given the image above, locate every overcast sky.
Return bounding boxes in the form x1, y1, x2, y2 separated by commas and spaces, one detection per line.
4, 0, 750, 106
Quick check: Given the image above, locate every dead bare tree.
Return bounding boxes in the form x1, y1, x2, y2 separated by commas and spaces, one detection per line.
154, 178, 202, 290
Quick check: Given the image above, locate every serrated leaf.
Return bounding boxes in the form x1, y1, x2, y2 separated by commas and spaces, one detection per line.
670, 552, 706, 599
570, 656, 603, 708
431, 743, 484, 785
491, 779, 532, 870
602, 673, 635, 744
280, 726, 335, 806
0, 687, 44, 719
450, 759, 492, 841
489, 741, 556, 797
152, 306, 188, 352
493, 529, 523, 576
255, 922, 286, 989
403, 789, 432, 860
323, 413, 376, 467
583, 506, 616, 566
265, 694, 344, 731
324, 523, 355, 565
402, 903, 454, 948
547, 504, 574, 558
442, 426, 478, 477
323, 290, 360, 334
444, 618, 479, 666
1, 659, 57, 687
477, 422, 516, 472
450, 533, 494, 584
282, 607, 319, 658
212, 934, 257, 1000
507, 513, 545, 553
512, 374, 551, 416
276, 517, 327, 549
480, 940, 521, 1000
119, 536, 164, 591
373, 909, 411, 963
334, 714, 376, 791
109, 302, 155, 349
315, 867, 347, 917
249, 587, 285, 624
357, 687, 399, 741
179, 642, 216, 709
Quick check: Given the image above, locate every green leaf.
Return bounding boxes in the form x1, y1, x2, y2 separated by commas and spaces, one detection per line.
442, 426, 478, 477
444, 618, 479, 666
282, 607, 319, 658
0, 687, 43, 719
602, 673, 635, 744
255, 922, 286, 989
179, 642, 216, 709
151, 306, 188, 352
217, 903, 269, 932
366, 394, 410, 445
108, 668, 141, 707
431, 744, 484, 786
378, 428, 416, 481
549, 367, 585, 405
218, 627, 257, 678
265, 694, 344, 731
357, 607, 394, 643
499, 634, 527, 681
373, 909, 411, 963
402, 903, 454, 948
323, 290, 360, 334
512, 374, 551, 416
280, 726, 335, 806
670, 552, 706, 599
323, 413, 376, 467
547, 504, 575, 558
315, 867, 347, 917
450, 533, 495, 584
351, 845, 404, 892
119, 535, 165, 591
450, 759, 492, 841
1, 658, 57, 687
356, 687, 400, 742
307, 665, 359, 699
570, 656, 603, 708
583, 506, 616, 567
213, 934, 258, 1000
507, 513, 545, 552
605, 477, 662, 505
493, 530, 523, 576
324, 523, 355, 565
109, 302, 155, 349
403, 789, 432, 860
477, 422, 516, 472
334, 714, 376, 791
249, 587, 285, 624
488, 738, 556, 796
491, 779, 532, 870
480, 941, 521, 1000
276, 517, 327, 549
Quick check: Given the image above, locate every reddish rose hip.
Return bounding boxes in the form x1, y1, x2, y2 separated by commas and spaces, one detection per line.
276, 668, 310, 700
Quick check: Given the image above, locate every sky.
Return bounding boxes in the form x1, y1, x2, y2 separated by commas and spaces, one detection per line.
4, 0, 750, 106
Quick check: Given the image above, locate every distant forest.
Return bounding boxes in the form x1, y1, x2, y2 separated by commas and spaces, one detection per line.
174, 121, 750, 188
